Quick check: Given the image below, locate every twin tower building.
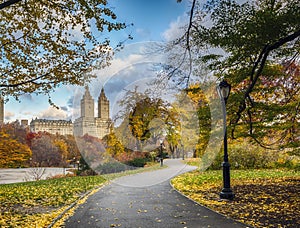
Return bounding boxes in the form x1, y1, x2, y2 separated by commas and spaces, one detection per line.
30, 86, 111, 139
73, 86, 111, 138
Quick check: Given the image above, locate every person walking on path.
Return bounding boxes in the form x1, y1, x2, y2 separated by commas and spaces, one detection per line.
64, 159, 248, 228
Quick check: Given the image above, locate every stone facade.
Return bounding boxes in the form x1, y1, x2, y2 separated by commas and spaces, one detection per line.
30, 119, 73, 135
73, 86, 111, 138
29, 86, 111, 138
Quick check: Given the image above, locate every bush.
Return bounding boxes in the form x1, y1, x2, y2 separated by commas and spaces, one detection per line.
77, 169, 98, 176
126, 157, 150, 167
96, 162, 132, 174
274, 151, 300, 170
209, 139, 280, 170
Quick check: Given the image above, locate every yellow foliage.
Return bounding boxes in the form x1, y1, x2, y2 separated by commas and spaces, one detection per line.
0, 131, 32, 168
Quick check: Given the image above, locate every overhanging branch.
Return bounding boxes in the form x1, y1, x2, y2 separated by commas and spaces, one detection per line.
232, 29, 300, 137
0, 74, 49, 88
0, 0, 22, 10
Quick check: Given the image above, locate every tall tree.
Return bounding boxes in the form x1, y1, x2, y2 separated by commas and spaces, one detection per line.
0, 0, 126, 100
116, 88, 180, 152
185, 84, 212, 157
170, 0, 300, 150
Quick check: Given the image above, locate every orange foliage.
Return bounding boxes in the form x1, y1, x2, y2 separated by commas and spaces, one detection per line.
0, 131, 32, 168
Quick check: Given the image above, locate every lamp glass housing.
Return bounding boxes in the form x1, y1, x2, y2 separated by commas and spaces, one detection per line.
218, 80, 231, 101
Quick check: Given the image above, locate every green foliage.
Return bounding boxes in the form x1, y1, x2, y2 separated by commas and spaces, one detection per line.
208, 139, 299, 170
126, 157, 150, 167
171, 0, 300, 151
195, 0, 300, 68
95, 161, 130, 174
96, 155, 152, 174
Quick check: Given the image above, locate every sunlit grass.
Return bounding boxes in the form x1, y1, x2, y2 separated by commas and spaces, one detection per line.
0, 163, 164, 227
0, 176, 106, 227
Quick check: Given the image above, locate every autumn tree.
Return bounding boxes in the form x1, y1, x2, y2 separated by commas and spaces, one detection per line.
0, 121, 29, 144
0, 131, 31, 168
169, 0, 300, 151
103, 131, 125, 157
54, 138, 69, 166
0, 0, 126, 100
75, 134, 107, 170
30, 133, 62, 167
184, 84, 211, 157
116, 88, 180, 152
63, 134, 81, 164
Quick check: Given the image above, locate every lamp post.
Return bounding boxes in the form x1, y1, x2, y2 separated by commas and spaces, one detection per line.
159, 139, 163, 167
217, 79, 235, 200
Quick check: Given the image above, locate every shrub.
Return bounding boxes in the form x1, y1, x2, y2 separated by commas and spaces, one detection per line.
96, 162, 132, 174
208, 139, 280, 170
274, 151, 300, 170
126, 157, 149, 167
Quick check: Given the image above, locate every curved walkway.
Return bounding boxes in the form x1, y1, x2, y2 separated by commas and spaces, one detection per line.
65, 159, 248, 228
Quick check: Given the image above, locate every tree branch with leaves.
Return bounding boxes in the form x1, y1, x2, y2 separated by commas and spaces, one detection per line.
169, 0, 300, 150
0, 0, 126, 101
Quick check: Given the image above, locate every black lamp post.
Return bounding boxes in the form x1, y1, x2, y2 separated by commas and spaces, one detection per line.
217, 79, 235, 200
159, 139, 163, 167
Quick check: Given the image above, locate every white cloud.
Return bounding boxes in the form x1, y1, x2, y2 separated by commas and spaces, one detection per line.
88, 42, 165, 97
162, 16, 187, 42
5, 111, 15, 121
38, 106, 68, 120
92, 53, 152, 85
22, 111, 33, 116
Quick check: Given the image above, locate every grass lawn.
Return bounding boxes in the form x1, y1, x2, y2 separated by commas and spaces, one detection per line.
171, 168, 300, 228
0, 163, 164, 228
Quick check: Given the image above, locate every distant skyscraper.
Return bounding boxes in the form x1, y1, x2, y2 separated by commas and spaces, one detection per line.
73, 86, 111, 138
98, 87, 110, 119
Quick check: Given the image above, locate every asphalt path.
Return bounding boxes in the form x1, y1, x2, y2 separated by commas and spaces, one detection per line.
64, 159, 248, 228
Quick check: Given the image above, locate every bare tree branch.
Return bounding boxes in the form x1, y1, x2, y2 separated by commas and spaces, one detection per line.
0, 73, 49, 88
0, 0, 22, 10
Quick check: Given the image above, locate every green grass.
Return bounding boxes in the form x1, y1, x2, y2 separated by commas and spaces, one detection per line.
0, 163, 164, 227
0, 175, 107, 227
0, 176, 107, 208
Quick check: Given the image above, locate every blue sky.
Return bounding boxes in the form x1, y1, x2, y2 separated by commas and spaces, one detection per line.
4, 0, 190, 123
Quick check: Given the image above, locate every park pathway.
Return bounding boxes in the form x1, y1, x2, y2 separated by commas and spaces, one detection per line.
64, 159, 248, 228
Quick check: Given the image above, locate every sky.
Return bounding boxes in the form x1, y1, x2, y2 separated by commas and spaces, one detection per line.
4, 0, 191, 123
